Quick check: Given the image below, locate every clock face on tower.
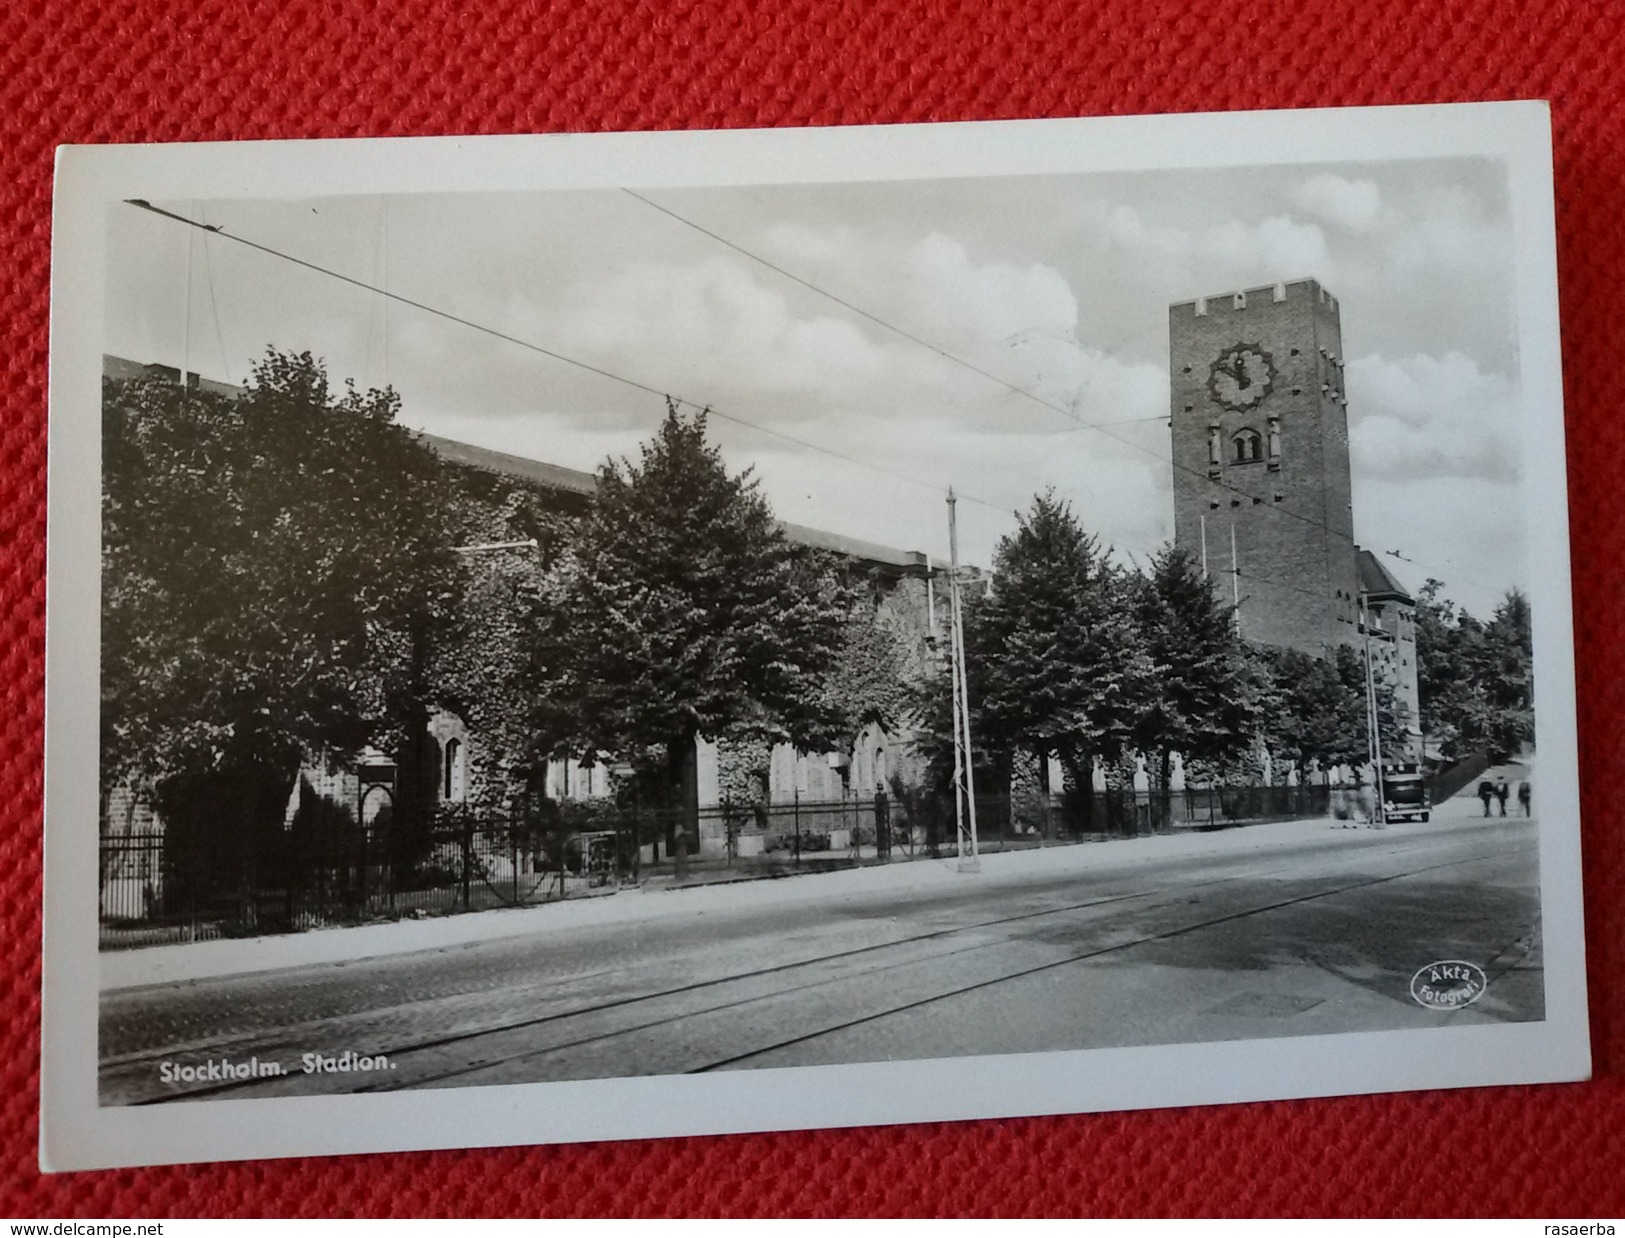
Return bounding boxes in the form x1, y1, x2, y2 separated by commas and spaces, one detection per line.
1207, 342, 1277, 411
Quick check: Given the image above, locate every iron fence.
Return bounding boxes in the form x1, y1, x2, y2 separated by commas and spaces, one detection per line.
99, 782, 1335, 949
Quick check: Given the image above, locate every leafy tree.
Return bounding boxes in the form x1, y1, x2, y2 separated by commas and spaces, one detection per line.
956, 492, 1153, 794
549, 403, 851, 862
1132, 546, 1260, 788
1260, 643, 1406, 776
1412, 578, 1482, 761
102, 352, 458, 910
1413, 580, 1534, 763
1476, 588, 1535, 761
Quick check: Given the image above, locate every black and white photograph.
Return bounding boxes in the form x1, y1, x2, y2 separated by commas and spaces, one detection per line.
43, 105, 1588, 1170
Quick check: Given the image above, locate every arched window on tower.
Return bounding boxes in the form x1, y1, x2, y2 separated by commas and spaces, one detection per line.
1232, 429, 1263, 464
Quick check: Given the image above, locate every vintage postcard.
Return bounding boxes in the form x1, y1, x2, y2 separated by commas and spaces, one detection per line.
43, 103, 1588, 1170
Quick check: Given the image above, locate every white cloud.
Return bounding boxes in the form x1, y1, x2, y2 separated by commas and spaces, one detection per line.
555, 256, 890, 397
1090, 203, 1334, 293
1387, 184, 1508, 277
1347, 351, 1518, 484
1352, 473, 1523, 620
445, 223, 1170, 445
900, 232, 1080, 347
1294, 174, 1385, 234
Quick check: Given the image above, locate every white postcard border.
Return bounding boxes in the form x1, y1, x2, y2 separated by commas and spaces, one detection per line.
44, 102, 1589, 1172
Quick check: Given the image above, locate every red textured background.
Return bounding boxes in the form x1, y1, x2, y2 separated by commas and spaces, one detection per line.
3, 0, 1620, 1217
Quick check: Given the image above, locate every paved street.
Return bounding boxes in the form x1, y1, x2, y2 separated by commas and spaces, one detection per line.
99, 795, 1541, 1105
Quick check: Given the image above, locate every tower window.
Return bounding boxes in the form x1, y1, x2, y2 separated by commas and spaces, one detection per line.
1232, 429, 1263, 464
1209, 500, 1220, 510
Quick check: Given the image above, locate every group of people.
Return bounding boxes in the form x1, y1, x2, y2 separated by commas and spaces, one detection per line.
1477, 775, 1533, 817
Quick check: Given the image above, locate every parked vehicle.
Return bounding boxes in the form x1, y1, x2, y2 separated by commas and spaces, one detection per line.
1380, 765, 1430, 823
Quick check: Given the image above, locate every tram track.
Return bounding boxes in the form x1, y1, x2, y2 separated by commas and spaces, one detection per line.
118, 877, 1191, 1102
110, 835, 1537, 1104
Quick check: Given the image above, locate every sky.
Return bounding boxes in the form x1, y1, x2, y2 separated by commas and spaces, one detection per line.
104, 157, 1525, 618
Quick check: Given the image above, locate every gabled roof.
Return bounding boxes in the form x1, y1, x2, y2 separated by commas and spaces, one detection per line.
1357, 548, 1413, 603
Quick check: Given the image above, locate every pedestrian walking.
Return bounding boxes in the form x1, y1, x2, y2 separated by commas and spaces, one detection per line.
1477, 777, 1495, 818
1494, 777, 1510, 817
1518, 779, 1532, 816
1358, 781, 1381, 829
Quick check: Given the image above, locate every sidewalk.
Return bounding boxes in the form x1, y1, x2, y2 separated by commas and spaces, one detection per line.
99, 809, 1478, 992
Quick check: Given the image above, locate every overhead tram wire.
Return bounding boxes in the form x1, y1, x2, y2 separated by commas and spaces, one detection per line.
620, 189, 1499, 600
125, 203, 1408, 605
125, 199, 1500, 606
121, 198, 1016, 522
620, 190, 1178, 539
199, 207, 231, 385
624, 188, 1174, 443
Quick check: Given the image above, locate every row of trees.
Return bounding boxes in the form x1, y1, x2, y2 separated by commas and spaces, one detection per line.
919, 492, 1417, 802
102, 354, 877, 863
102, 352, 1536, 868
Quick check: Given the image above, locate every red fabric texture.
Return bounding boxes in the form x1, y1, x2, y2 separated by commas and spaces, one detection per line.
2, 0, 1620, 1217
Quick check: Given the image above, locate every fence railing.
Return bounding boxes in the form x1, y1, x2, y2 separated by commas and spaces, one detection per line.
99, 783, 1335, 949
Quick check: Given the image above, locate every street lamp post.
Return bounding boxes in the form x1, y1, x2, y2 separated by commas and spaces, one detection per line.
946, 489, 980, 874
1360, 589, 1388, 829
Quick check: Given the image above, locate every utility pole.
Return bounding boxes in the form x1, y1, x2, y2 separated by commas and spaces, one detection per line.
1230, 522, 1241, 637
1360, 590, 1388, 828
947, 551, 965, 868
925, 552, 935, 631
180, 201, 194, 391
947, 489, 980, 873
380, 197, 390, 388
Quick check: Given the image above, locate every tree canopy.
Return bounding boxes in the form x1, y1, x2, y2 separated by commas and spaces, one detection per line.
1414, 580, 1533, 762
102, 352, 460, 854
548, 403, 852, 791
1132, 545, 1259, 780
935, 492, 1153, 788
1259, 643, 1404, 773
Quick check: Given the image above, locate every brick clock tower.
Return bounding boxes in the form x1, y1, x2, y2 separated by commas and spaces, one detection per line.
1169, 278, 1362, 655
1168, 278, 1421, 757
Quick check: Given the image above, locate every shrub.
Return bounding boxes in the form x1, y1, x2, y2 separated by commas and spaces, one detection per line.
767, 829, 832, 853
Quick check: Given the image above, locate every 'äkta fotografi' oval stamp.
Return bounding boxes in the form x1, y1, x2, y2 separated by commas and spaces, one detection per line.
1410, 961, 1488, 1010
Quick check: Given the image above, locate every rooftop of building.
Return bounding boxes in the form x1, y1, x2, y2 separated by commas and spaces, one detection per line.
1357, 547, 1414, 604
423, 432, 928, 571
1168, 277, 1337, 313
103, 355, 931, 575
418, 432, 599, 499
